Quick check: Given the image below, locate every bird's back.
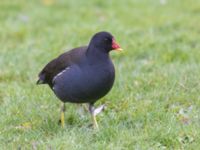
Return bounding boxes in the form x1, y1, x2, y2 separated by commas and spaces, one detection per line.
37, 46, 87, 87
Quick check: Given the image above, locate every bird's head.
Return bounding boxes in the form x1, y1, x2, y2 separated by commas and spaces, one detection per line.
89, 31, 123, 53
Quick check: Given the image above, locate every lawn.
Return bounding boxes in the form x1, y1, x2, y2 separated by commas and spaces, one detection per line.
1, 0, 200, 149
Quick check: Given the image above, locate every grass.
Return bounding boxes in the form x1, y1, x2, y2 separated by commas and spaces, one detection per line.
1, 0, 200, 149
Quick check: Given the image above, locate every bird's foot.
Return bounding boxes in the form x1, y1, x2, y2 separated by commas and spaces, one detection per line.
93, 104, 106, 116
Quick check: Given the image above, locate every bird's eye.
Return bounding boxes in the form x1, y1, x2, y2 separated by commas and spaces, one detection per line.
104, 38, 111, 42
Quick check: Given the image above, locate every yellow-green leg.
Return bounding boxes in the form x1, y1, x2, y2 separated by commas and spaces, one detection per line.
60, 103, 65, 127
89, 104, 105, 129
92, 113, 98, 129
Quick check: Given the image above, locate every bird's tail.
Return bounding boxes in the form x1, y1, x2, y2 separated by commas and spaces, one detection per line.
36, 74, 45, 85
36, 79, 44, 84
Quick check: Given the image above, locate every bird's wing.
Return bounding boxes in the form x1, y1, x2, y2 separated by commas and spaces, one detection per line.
37, 46, 87, 87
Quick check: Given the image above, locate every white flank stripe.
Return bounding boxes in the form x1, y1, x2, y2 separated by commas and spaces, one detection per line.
52, 67, 70, 83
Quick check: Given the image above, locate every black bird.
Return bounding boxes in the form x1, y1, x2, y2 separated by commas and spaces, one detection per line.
37, 31, 122, 128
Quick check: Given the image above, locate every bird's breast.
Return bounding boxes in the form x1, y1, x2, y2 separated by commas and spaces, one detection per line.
79, 61, 115, 100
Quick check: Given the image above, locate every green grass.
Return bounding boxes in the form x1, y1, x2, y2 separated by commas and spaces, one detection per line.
1, 0, 200, 149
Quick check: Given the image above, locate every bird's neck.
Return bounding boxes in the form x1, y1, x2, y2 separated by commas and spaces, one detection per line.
86, 45, 110, 62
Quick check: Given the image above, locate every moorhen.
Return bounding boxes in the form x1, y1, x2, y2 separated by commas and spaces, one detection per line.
37, 31, 122, 128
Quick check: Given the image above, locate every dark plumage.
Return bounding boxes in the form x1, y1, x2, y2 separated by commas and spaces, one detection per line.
37, 31, 122, 128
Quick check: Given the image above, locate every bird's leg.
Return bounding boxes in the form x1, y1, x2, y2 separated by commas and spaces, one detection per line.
89, 104, 98, 129
82, 104, 89, 112
77, 104, 88, 118
89, 104, 105, 129
60, 103, 66, 127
